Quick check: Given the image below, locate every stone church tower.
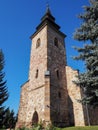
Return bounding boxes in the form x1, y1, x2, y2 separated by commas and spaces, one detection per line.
16, 7, 98, 128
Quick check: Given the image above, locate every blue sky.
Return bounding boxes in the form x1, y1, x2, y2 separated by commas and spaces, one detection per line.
0, 0, 89, 114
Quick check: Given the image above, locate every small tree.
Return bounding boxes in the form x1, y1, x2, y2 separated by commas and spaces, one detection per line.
73, 0, 98, 107
0, 49, 9, 128
3, 108, 17, 129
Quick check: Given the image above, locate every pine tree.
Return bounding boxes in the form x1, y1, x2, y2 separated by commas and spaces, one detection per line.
73, 0, 98, 107
3, 108, 17, 129
0, 49, 9, 128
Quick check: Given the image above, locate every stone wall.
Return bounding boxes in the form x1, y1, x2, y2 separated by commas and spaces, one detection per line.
47, 26, 69, 126
25, 85, 45, 125
16, 10, 98, 128
66, 66, 98, 126
66, 66, 85, 126
16, 81, 29, 128
16, 26, 48, 128
29, 26, 48, 89
25, 26, 48, 126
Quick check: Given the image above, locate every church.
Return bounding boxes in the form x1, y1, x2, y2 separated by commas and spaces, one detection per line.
16, 7, 98, 128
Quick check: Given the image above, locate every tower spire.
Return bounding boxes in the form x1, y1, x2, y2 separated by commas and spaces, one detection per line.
46, 2, 51, 14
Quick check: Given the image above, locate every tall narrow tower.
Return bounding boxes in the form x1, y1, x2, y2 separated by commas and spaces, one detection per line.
16, 7, 69, 127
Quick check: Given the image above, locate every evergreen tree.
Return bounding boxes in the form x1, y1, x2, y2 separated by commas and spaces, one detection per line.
73, 0, 98, 107
3, 108, 17, 129
0, 49, 9, 128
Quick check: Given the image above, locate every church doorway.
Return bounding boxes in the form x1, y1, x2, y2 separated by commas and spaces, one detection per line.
32, 111, 39, 124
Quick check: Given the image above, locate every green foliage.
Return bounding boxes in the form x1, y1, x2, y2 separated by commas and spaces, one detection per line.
18, 122, 56, 130
16, 126, 98, 130
0, 50, 17, 129
0, 49, 9, 128
0, 49, 8, 107
32, 120, 44, 130
19, 127, 30, 130
46, 123, 56, 130
3, 108, 17, 129
73, 0, 98, 107
62, 126, 98, 130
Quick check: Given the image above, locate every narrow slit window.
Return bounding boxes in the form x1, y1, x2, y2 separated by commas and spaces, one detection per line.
56, 70, 59, 79
54, 37, 58, 48
58, 92, 61, 98
36, 38, 41, 48
35, 69, 39, 78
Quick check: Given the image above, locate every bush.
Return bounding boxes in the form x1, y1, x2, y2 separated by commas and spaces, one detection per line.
18, 127, 30, 130
46, 123, 56, 130
32, 124, 43, 130
32, 121, 44, 130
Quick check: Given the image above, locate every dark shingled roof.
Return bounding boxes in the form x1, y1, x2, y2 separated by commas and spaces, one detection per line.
30, 7, 66, 39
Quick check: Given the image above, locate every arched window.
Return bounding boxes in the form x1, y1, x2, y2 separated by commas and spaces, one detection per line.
54, 37, 58, 48
35, 69, 39, 78
36, 38, 41, 48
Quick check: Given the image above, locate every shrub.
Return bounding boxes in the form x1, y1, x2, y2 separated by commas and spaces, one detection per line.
46, 123, 56, 130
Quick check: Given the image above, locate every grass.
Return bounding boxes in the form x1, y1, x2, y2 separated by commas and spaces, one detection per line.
55, 126, 98, 130
1, 126, 98, 130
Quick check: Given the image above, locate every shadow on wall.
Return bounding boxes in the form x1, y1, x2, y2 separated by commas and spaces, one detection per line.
68, 95, 75, 126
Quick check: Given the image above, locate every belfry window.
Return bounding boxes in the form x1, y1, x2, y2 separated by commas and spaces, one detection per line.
35, 69, 39, 78
36, 38, 41, 48
54, 37, 58, 48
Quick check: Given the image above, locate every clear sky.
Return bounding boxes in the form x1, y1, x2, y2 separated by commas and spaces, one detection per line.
0, 0, 89, 114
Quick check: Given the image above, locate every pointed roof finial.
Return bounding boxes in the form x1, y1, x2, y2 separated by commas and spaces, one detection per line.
46, 1, 49, 7
46, 1, 51, 14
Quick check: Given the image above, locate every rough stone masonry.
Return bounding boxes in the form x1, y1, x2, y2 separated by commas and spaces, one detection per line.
16, 7, 98, 128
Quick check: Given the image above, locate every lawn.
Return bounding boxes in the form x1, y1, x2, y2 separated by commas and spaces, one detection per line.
1, 126, 98, 130
55, 126, 98, 130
